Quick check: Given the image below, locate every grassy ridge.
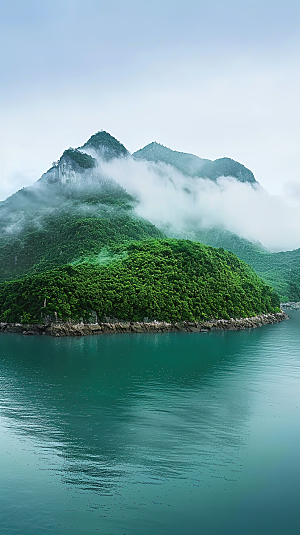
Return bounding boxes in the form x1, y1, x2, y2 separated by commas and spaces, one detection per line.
0, 239, 280, 324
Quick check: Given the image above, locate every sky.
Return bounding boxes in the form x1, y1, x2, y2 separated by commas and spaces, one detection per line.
1, 0, 300, 202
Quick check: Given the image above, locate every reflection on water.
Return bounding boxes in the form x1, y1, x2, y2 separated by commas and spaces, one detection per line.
1, 313, 300, 534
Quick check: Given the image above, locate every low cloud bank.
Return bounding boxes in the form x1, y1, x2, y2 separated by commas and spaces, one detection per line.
2, 152, 300, 253
99, 156, 300, 252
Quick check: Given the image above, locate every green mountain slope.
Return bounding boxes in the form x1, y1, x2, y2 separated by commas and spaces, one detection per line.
162, 226, 300, 301
0, 134, 163, 281
245, 248, 300, 302
0, 206, 163, 281
133, 142, 257, 183
0, 239, 280, 324
190, 229, 300, 302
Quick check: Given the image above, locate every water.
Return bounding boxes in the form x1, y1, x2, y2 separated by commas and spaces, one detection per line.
0, 313, 300, 534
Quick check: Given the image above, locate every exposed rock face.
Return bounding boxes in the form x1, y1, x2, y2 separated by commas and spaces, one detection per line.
39, 149, 97, 185
0, 312, 288, 337
37, 131, 130, 189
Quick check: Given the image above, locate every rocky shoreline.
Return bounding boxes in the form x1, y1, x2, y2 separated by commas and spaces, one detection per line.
281, 302, 300, 310
0, 312, 288, 337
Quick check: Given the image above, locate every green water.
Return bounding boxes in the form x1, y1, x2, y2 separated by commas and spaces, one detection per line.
0, 313, 300, 534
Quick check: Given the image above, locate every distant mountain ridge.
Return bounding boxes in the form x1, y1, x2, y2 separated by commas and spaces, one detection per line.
39, 132, 257, 188
133, 142, 257, 184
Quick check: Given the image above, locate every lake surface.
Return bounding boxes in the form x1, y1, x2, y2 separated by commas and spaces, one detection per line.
0, 313, 300, 534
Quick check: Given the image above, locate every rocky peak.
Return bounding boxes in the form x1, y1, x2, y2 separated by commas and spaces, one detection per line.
39, 148, 97, 185
80, 131, 129, 160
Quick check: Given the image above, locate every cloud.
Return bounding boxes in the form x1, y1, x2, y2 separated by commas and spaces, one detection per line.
2, 149, 300, 253
98, 156, 300, 252
0, 170, 37, 202
283, 181, 300, 206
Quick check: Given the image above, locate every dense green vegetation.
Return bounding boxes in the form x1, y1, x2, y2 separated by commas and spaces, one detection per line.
81, 131, 129, 159
195, 230, 300, 302
133, 139, 298, 300
0, 209, 163, 281
246, 248, 300, 302
0, 239, 280, 324
62, 149, 96, 169
0, 179, 133, 217
0, 169, 164, 282
162, 226, 300, 302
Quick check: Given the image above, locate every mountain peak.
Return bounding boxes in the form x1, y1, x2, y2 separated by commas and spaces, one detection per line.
38, 148, 97, 186
80, 131, 129, 160
133, 143, 257, 184
200, 157, 256, 183
133, 142, 210, 177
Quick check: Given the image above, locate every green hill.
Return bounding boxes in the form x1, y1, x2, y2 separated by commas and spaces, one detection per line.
0, 239, 280, 324
191, 230, 300, 302
161, 226, 300, 302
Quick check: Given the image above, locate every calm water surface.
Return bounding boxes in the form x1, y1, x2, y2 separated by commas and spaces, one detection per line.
0, 313, 300, 534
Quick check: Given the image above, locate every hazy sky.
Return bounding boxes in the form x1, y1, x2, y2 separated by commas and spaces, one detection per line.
1, 0, 300, 201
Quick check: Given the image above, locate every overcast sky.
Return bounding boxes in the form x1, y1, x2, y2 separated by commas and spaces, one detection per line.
1, 0, 300, 201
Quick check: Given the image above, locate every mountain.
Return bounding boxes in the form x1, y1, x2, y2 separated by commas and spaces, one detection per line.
39, 131, 128, 186
80, 130, 129, 160
39, 149, 97, 186
0, 131, 129, 216
0, 129, 298, 326
0, 133, 162, 282
0, 239, 280, 324
133, 142, 257, 184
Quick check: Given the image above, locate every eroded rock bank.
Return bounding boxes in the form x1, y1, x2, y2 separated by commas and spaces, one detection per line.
0, 312, 288, 337
281, 302, 300, 310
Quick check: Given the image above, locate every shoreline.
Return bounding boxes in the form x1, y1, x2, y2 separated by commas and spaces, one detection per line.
0, 312, 288, 337
281, 302, 300, 310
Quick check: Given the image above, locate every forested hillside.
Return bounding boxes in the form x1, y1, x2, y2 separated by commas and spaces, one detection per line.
0, 133, 163, 281
162, 226, 300, 302
0, 239, 280, 324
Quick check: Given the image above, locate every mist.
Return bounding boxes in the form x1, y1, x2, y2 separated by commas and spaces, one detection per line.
96, 155, 300, 252
2, 149, 300, 252
0, 171, 131, 238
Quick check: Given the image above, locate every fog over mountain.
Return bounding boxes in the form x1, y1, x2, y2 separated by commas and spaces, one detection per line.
1, 130, 300, 302
1, 131, 300, 252
79, 134, 299, 252
133, 143, 257, 184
